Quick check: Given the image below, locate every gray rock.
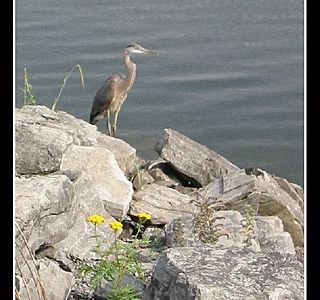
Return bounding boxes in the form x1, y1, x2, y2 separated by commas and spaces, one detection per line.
133, 169, 155, 190
15, 121, 73, 175
154, 128, 240, 186
165, 212, 295, 255
60, 144, 133, 220
130, 183, 197, 224
34, 245, 74, 272
148, 168, 172, 182
196, 169, 304, 246
255, 216, 296, 255
145, 247, 304, 300
15, 105, 140, 177
274, 176, 304, 211
16, 258, 75, 300
15, 173, 119, 261
15, 175, 74, 254
94, 274, 145, 300
94, 134, 144, 179
165, 217, 202, 248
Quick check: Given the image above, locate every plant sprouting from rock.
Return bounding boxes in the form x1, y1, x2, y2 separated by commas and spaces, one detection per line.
243, 203, 255, 237
194, 194, 227, 244
81, 213, 153, 300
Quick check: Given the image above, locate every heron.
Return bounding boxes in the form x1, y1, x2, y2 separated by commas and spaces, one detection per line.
89, 43, 159, 137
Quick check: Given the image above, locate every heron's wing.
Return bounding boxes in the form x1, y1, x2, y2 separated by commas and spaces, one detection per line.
89, 74, 123, 124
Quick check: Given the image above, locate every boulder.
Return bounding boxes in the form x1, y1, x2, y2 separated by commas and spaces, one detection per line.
60, 144, 133, 220
94, 274, 145, 300
16, 258, 74, 300
15, 105, 141, 177
154, 128, 239, 186
15, 175, 74, 255
15, 173, 119, 261
196, 169, 304, 246
130, 183, 197, 224
165, 212, 296, 255
145, 247, 304, 300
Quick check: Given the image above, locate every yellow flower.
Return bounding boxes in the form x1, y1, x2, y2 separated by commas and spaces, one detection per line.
86, 214, 105, 225
137, 212, 152, 221
109, 221, 123, 231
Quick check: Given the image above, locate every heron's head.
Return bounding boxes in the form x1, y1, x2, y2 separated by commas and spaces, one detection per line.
125, 43, 159, 56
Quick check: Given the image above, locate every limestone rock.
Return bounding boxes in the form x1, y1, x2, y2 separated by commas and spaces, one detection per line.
196, 169, 304, 246
15, 105, 140, 177
154, 128, 240, 186
16, 258, 74, 300
15, 175, 74, 253
60, 144, 133, 220
255, 216, 296, 254
165, 212, 295, 255
133, 169, 155, 190
94, 274, 145, 300
15, 120, 73, 175
130, 183, 197, 224
15, 173, 118, 261
145, 247, 304, 300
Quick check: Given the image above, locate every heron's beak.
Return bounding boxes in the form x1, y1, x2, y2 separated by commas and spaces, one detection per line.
142, 48, 159, 56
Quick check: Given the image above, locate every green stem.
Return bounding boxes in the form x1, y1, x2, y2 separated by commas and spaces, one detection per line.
114, 231, 119, 265
113, 231, 123, 292
94, 224, 101, 254
133, 219, 145, 240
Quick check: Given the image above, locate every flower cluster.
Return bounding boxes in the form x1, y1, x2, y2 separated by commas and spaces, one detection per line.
137, 212, 152, 221
109, 221, 123, 231
86, 214, 105, 225
83, 211, 153, 298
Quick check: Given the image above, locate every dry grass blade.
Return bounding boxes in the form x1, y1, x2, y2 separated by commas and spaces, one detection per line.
15, 222, 48, 300
16, 258, 32, 300
15, 288, 23, 300
51, 64, 85, 112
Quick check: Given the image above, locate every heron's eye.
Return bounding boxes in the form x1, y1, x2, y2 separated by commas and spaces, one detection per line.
126, 44, 135, 48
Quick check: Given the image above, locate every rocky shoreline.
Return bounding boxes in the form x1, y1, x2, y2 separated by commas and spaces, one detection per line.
15, 105, 304, 299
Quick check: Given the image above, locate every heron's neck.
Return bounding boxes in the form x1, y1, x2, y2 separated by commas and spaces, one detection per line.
122, 52, 137, 93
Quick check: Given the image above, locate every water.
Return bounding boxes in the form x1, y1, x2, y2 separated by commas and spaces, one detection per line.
15, 0, 304, 186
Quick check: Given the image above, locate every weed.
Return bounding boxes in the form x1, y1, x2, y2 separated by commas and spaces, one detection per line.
171, 219, 186, 247
81, 213, 152, 299
243, 203, 256, 237
194, 195, 226, 244
23, 68, 36, 105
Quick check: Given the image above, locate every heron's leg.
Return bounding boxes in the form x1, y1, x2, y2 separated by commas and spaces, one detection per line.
106, 111, 112, 136
112, 108, 121, 137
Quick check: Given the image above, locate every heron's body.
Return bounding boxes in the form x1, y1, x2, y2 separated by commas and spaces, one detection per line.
89, 43, 158, 137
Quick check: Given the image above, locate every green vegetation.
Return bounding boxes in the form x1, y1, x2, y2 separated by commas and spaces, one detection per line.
81, 213, 152, 300
23, 68, 36, 106
194, 195, 226, 244
20, 64, 85, 111
243, 203, 255, 238
171, 219, 186, 247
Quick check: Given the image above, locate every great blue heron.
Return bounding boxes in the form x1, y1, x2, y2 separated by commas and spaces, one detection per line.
89, 43, 158, 137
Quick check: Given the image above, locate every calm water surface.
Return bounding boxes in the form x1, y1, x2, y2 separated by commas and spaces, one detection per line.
15, 0, 304, 186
